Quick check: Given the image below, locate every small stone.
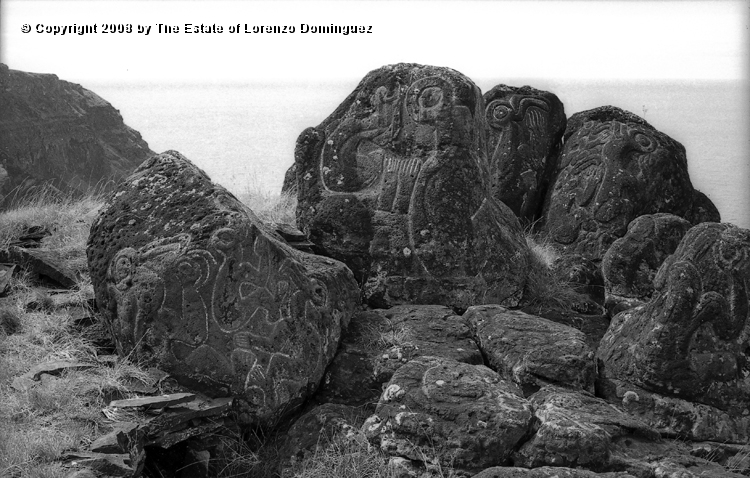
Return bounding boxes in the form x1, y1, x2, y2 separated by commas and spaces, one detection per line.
109, 392, 196, 410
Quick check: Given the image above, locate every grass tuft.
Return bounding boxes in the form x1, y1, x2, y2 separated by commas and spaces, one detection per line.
522, 234, 591, 312
236, 187, 297, 227
0, 188, 104, 276
290, 432, 394, 478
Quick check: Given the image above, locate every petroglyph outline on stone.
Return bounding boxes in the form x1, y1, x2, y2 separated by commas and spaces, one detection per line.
106, 224, 332, 412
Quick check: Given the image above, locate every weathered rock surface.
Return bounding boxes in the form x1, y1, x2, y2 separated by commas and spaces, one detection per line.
472, 467, 636, 477
363, 356, 532, 474
313, 309, 389, 406
294, 63, 530, 310
0, 63, 154, 204
598, 222, 750, 440
87, 150, 360, 426
601, 379, 750, 443
465, 306, 596, 395
0, 246, 78, 288
513, 386, 659, 470
109, 392, 195, 410
315, 305, 483, 407
602, 213, 691, 313
541, 106, 720, 260
598, 223, 750, 411
484, 84, 566, 223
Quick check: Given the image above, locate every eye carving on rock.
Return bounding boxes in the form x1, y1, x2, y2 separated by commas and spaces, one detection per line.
485, 96, 549, 130
406, 77, 451, 124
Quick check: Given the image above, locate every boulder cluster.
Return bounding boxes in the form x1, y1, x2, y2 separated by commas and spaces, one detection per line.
86, 63, 748, 477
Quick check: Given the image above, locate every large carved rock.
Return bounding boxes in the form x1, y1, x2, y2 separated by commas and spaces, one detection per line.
541, 106, 720, 260
362, 356, 532, 474
295, 63, 530, 310
601, 213, 691, 313
464, 305, 596, 396
87, 151, 359, 426
0, 63, 154, 204
484, 84, 566, 223
597, 223, 750, 421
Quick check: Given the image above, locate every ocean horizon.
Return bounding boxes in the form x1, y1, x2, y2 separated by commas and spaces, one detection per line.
89, 78, 749, 229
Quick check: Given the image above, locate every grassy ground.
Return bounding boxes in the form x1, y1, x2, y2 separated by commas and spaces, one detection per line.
0, 192, 127, 477
0, 187, 590, 478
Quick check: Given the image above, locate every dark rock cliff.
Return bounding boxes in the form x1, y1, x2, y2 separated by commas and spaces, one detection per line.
0, 63, 154, 204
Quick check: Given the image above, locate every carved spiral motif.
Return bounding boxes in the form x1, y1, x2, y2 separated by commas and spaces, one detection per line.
632, 131, 656, 153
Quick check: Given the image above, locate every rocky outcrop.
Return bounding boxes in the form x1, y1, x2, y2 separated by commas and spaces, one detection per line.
0, 63, 154, 204
601, 213, 692, 314
86, 151, 360, 427
513, 386, 659, 470
315, 305, 483, 407
465, 306, 596, 396
597, 222, 750, 441
541, 106, 720, 260
363, 356, 533, 474
472, 468, 636, 477
484, 84, 566, 223
294, 63, 530, 310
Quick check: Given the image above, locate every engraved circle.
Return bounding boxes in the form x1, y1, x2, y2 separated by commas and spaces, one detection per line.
633, 132, 656, 152
485, 100, 513, 128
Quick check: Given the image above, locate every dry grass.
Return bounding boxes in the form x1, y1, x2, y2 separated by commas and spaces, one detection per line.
0, 186, 104, 274
289, 432, 396, 478
236, 188, 297, 227
522, 234, 591, 312
0, 192, 153, 478
289, 431, 457, 478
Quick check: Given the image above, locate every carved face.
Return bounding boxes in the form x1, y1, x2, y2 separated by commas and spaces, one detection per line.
483, 87, 565, 220
544, 117, 694, 259
318, 66, 482, 204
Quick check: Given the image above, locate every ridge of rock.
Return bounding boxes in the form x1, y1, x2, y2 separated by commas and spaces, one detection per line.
0, 63, 154, 204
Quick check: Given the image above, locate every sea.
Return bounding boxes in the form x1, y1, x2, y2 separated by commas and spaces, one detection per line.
89, 79, 750, 229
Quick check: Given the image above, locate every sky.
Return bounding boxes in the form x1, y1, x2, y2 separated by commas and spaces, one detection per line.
1, 1, 748, 85
1, 0, 749, 227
